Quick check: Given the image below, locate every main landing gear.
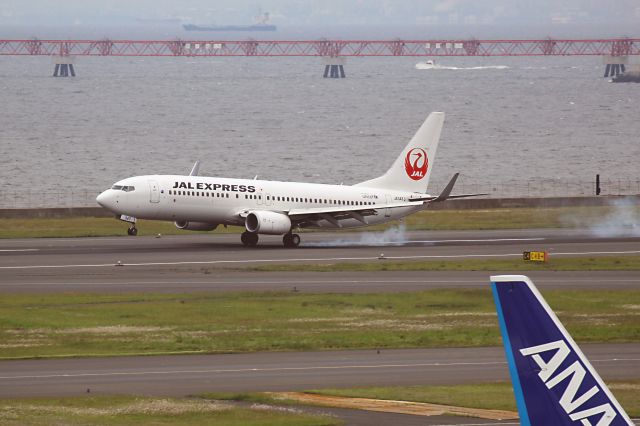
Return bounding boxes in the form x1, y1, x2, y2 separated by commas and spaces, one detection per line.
126, 226, 138, 236
241, 231, 259, 247
283, 233, 301, 248
240, 231, 301, 248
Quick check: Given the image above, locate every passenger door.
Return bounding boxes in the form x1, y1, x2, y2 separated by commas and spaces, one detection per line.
385, 194, 392, 217
149, 180, 160, 203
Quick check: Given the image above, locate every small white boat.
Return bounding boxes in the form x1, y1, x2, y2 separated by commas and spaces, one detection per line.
415, 60, 440, 70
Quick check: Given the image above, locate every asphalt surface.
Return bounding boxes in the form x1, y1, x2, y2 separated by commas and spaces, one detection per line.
1, 228, 639, 294
0, 344, 638, 425
2, 344, 638, 398
1, 229, 638, 425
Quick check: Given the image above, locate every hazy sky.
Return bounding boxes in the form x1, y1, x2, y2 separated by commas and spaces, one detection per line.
2, 0, 640, 26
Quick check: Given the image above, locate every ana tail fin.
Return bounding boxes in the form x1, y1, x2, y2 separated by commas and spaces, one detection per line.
491, 275, 633, 426
355, 112, 444, 193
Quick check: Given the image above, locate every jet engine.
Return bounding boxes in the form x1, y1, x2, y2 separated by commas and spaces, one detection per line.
174, 221, 218, 231
245, 211, 292, 235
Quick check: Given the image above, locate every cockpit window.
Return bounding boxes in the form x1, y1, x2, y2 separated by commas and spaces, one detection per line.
111, 185, 135, 192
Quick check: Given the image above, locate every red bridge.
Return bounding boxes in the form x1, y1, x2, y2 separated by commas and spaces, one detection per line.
1, 38, 638, 57
1, 38, 638, 79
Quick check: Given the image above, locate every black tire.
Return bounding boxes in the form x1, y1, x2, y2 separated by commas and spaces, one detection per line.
242, 231, 258, 247
283, 233, 300, 248
127, 227, 138, 236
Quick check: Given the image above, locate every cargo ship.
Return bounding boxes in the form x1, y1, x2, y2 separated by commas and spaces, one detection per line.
183, 23, 276, 32
183, 12, 276, 32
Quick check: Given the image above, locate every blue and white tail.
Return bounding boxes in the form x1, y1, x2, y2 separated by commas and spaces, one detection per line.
491, 275, 633, 426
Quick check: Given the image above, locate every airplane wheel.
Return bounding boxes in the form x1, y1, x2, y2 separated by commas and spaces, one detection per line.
283, 233, 301, 248
127, 227, 138, 236
241, 231, 258, 247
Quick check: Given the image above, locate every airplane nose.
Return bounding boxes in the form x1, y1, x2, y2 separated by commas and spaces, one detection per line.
96, 190, 114, 210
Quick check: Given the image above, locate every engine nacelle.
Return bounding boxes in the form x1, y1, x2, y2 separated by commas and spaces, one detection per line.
245, 211, 292, 235
174, 221, 218, 231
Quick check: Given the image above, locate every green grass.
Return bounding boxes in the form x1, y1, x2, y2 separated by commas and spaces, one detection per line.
242, 255, 640, 273
1, 289, 638, 359
0, 395, 340, 426
308, 381, 640, 417
394, 205, 630, 231
1, 204, 636, 238
199, 393, 301, 406
0, 217, 242, 239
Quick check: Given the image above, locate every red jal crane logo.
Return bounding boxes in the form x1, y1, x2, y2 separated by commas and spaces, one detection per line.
404, 148, 428, 180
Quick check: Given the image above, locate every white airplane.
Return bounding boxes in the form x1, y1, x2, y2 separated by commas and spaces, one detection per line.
96, 112, 484, 247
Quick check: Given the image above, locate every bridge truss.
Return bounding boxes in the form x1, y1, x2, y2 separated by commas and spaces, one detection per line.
1, 38, 639, 57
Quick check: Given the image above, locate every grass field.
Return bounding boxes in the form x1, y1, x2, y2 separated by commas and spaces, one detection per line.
0, 395, 340, 426
1, 204, 637, 238
1, 289, 638, 359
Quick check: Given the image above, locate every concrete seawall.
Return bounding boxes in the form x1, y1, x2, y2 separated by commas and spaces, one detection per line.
1, 196, 637, 219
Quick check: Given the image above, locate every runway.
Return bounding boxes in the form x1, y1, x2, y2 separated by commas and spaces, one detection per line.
1, 229, 638, 424
1, 344, 638, 399
1, 229, 639, 294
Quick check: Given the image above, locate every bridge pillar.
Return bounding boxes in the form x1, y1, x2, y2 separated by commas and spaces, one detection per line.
323, 57, 346, 78
52, 55, 76, 77
602, 55, 640, 82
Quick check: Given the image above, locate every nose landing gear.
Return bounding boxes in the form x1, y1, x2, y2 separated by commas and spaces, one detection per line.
127, 226, 138, 236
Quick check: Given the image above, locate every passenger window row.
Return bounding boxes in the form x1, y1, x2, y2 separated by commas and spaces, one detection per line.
169, 190, 230, 198
167, 189, 375, 207
264, 195, 374, 206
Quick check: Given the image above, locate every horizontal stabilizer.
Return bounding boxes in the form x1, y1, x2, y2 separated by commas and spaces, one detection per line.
491, 275, 633, 426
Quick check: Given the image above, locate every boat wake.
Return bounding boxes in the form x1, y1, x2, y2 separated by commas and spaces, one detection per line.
415, 64, 509, 70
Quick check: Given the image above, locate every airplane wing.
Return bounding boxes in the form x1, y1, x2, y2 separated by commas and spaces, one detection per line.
287, 203, 422, 227
234, 173, 486, 228
236, 203, 420, 227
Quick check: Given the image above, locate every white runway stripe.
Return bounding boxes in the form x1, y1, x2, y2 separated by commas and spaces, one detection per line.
2, 278, 640, 288
1, 250, 639, 270
1, 358, 636, 380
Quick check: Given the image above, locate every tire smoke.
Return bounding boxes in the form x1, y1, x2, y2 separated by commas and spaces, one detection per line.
306, 223, 409, 247
562, 197, 640, 238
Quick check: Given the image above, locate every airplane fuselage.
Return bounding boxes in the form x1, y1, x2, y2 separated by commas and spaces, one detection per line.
100, 174, 425, 230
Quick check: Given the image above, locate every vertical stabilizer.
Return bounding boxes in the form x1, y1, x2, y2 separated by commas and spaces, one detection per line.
491, 275, 633, 426
355, 112, 444, 193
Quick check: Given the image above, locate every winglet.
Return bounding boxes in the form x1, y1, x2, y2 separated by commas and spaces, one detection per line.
189, 161, 200, 177
432, 173, 459, 202
491, 275, 633, 426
